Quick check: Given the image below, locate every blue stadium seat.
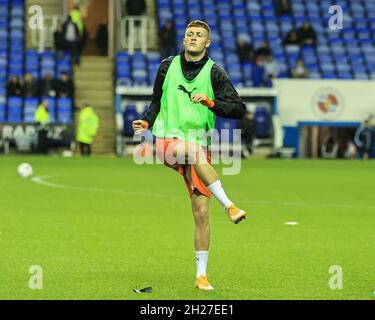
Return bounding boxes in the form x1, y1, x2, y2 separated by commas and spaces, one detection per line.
57, 98, 73, 124
252, 65, 265, 87
145, 0, 375, 82
57, 113, 72, 124
24, 97, 39, 122
57, 98, 72, 111
309, 71, 322, 79
0, 105, 5, 122
132, 69, 148, 86
7, 97, 23, 123
254, 106, 271, 138
117, 65, 131, 80
117, 52, 129, 62
215, 117, 239, 144
57, 61, 72, 77
123, 105, 139, 136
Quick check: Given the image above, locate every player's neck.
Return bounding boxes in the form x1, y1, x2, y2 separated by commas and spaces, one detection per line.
184, 50, 206, 62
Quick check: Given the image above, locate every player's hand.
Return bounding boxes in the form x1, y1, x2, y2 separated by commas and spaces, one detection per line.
191, 94, 207, 104
132, 120, 149, 134
191, 94, 215, 108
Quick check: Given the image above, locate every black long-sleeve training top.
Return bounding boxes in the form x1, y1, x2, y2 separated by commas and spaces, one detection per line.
142, 51, 246, 127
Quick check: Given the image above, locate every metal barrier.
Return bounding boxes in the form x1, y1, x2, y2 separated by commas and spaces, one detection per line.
119, 16, 155, 54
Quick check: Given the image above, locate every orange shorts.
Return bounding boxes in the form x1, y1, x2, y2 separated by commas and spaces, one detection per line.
155, 138, 212, 198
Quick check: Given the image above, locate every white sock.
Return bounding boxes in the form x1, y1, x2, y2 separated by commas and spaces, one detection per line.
207, 180, 233, 209
195, 251, 209, 278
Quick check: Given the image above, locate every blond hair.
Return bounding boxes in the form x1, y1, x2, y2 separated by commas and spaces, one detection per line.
186, 20, 211, 36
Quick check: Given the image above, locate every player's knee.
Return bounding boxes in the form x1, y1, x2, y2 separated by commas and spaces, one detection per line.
186, 143, 207, 164
194, 206, 209, 225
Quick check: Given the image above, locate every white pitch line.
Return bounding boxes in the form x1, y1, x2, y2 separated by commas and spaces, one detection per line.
284, 222, 299, 226
31, 175, 186, 199
31, 175, 375, 211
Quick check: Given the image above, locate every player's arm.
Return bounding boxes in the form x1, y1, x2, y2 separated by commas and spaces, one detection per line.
133, 58, 173, 133
204, 64, 246, 119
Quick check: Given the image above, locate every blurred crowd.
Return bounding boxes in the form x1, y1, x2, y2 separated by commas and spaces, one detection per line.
6, 72, 75, 100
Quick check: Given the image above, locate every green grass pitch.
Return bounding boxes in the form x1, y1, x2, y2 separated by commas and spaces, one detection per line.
0, 156, 374, 300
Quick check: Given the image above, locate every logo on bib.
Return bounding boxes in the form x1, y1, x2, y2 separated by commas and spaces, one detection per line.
178, 85, 196, 101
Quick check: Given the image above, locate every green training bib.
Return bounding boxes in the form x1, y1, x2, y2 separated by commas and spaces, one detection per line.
152, 55, 216, 146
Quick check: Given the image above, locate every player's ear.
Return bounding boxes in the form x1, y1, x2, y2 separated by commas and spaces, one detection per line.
205, 39, 211, 49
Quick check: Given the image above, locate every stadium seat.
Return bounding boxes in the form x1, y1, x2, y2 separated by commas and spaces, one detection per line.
215, 117, 239, 143
7, 97, 23, 123
57, 98, 73, 124
24, 97, 39, 123
138, 0, 375, 83
123, 105, 139, 136
254, 106, 271, 138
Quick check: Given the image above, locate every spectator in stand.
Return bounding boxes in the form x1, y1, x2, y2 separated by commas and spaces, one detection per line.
236, 36, 253, 64
22, 74, 39, 98
354, 119, 374, 160
263, 55, 279, 86
69, 5, 87, 54
96, 22, 109, 56
292, 59, 309, 78
159, 20, 177, 59
252, 57, 266, 87
56, 71, 75, 99
70, 5, 84, 36
77, 104, 99, 157
54, 24, 65, 61
125, 0, 147, 43
254, 41, 272, 61
240, 111, 255, 158
284, 28, 300, 46
34, 100, 50, 154
298, 21, 317, 46
62, 16, 80, 65
6, 75, 23, 97
126, 0, 146, 17
275, 0, 292, 15
39, 72, 57, 98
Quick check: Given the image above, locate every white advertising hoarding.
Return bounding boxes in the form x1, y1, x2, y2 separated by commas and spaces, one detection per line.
274, 80, 375, 126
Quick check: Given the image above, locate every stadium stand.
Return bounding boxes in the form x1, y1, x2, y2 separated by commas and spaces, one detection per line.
0, 0, 74, 124
116, 0, 375, 88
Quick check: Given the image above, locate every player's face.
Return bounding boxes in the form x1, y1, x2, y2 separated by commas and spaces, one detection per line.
183, 27, 211, 54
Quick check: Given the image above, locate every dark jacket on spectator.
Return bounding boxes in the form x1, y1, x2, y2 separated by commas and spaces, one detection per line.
56, 78, 75, 99
255, 43, 271, 59
236, 41, 253, 64
159, 24, 177, 49
40, 75, 57, 97
62, 20, 80, 42
96, 23, 108, 55
298, 24, 317, 45
284, 29, 300, 45
54, 29, 65, 51
275, 0, 292, 15
126, 0, 146, 15
6, 77, 23, 97
22, 80, 39, 98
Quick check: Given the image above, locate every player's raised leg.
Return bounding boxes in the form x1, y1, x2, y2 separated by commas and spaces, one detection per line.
191, 189, 214, 290
178, 142, 246, 224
